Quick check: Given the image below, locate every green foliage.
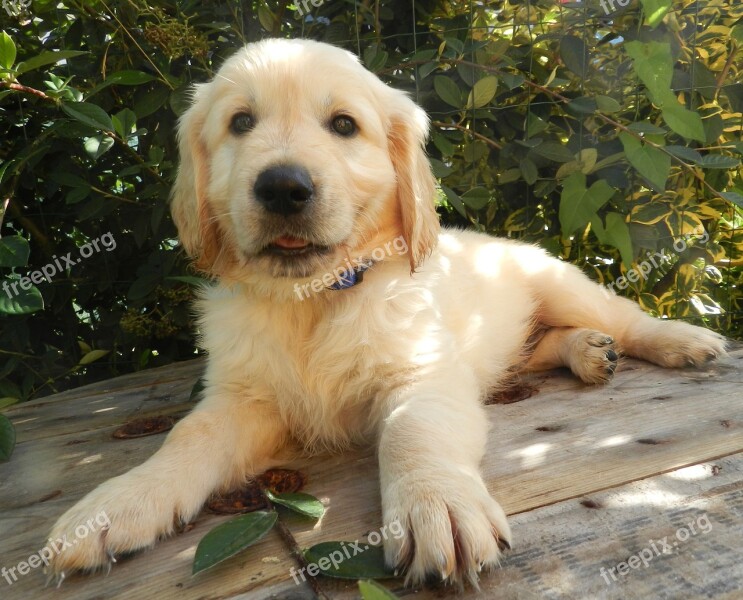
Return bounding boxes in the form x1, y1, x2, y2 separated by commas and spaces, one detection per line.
193, 511, 278, 575
192, 488, 323, 574
0, 0, 741, 403
359, 580, 401, 600
304, 542, 394, 579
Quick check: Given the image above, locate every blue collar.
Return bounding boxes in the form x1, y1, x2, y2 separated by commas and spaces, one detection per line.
327, 261, 372, 291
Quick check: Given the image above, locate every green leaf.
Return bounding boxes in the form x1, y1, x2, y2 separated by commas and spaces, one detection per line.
592, 212, 634, 268
434, 76, 462, 109
61, 102, 115, 133
720, 192, 743, 209
0, 414, 15, 462
193, 511, 277, 574
441, 185, 467, 218
578, 148, 598, 173
461, 187, 490, 210
526, 113, 548, 137
105, 70, 155, 86
567, 96, 598, 114
560, 173, 614, 236
304, 542, 395, 580
619, 132, 670, 191
560, 35, 588, 78
520, 158, 538, 185
638, 0, 672, 28
662, 102, 705, 142
665, 146, 703, 164
257, 5, 275, 31
625, 41, 673, 105
0, 397, 19, 411
112, 108, 137, 138
78, 349, 110, 366
16, 50, 87, 74
0, 285, 43, 315
359, 580, 400, 600
0, 31, 16, 72
699, 155, 740, 169
0, 160, 13, 187
266, 491, 324, 519
467, 76, 497, 109
84, 135, 115, 160
0, 236, 30, 267
531, 141, 575, 163
631, 202, 672, 225
596, 95, 621, 113
431, 130, 455, 156
363, 45, 388, 72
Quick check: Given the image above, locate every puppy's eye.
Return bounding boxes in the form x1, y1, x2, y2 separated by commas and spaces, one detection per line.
331, 115, 357, 137
230, 112, 255, 134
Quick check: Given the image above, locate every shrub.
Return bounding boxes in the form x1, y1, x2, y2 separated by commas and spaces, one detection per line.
0, 0, 741, 403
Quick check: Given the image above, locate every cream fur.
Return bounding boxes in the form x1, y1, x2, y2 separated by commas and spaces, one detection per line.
48, 39, 727, 587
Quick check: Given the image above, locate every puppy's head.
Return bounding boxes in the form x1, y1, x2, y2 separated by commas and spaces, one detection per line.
171, 38, 439, 284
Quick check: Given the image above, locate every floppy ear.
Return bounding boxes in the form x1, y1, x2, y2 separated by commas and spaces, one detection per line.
388, 96, 440, 272
170, 86, 224, 274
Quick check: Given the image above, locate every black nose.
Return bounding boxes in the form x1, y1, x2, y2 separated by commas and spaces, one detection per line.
253, 165, 314, 215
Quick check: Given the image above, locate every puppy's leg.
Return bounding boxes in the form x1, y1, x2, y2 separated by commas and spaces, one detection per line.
48, 391, 288, 575
524, 327, 619, 384
379, 366, 510, 587
526, 256, 727, 367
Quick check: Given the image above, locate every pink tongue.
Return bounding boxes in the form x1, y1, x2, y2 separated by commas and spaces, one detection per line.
273, 236, 310, 249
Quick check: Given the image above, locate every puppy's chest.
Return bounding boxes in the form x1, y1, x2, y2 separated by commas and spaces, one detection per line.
264, 322, 398, 402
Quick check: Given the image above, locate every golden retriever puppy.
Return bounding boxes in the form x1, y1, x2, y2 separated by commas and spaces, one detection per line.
48, 38, 726, 586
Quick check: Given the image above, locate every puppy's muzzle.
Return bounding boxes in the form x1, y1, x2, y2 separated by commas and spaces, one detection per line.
254, 164, 314, 216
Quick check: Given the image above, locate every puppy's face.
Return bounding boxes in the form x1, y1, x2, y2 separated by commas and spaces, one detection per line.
172, 39, 439, 283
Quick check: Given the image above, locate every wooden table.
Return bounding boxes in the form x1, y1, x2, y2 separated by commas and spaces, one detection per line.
2, 347, 742, 599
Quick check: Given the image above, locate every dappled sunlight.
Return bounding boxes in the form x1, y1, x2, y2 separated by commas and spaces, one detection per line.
411, 325, 442, 366
175, 545, 197, 562
609, 479, 706, 509
663, 464, 713, 481
597, 434, 632, 448
508, 442, 552, 469
75, 453, 102, 466
473, 244, 503, 278
437, 232, 464, 254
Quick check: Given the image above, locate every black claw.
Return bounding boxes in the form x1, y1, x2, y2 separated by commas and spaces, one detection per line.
606, 349, 618, 362
497, 537, 511, 551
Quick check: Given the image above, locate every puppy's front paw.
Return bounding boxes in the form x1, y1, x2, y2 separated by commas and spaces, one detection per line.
46, 471, 185, 577
568, 330, 618, 384
382, 470, 511, 587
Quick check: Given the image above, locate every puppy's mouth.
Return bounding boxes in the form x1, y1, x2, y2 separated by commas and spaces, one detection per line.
262, 236, 332, 257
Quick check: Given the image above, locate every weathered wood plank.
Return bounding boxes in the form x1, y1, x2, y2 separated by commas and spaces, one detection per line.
0, 348, 741, 599
323, 454, 743, 599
